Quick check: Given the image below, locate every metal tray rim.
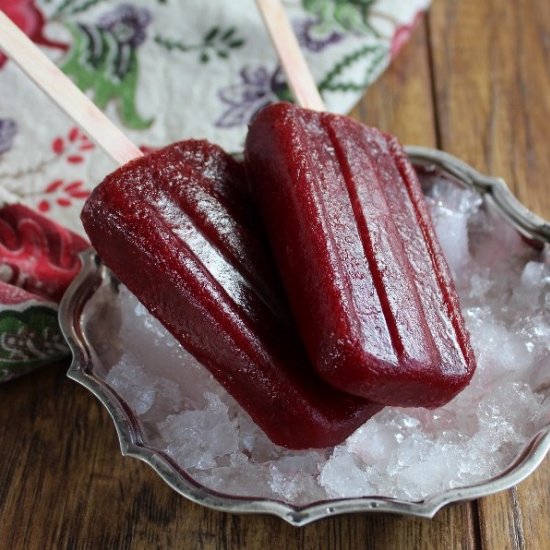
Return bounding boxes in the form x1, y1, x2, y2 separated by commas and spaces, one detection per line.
59, 146, 550, 526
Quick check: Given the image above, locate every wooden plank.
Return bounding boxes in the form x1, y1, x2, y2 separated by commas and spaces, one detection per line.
429, 0, 550, 216
513, 461, 550, 550
351, 20, 437, 147
429, 1, 550, 549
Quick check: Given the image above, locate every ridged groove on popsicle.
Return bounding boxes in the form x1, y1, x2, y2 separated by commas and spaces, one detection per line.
143, 144, 286, 323
323, 117, 439, 371
246, 107, 418, 400
326, 116, 475, 401
390, 138, 476, 374
89, 146, 290, 362
292, 112, 444, 403
286, 113, 401, 373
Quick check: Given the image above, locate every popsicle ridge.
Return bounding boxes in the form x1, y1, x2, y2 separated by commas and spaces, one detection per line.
147, 151, 285, 323
389, 138, 475, 373
97, 147, 286, 353
323, 117, 438, 370
328, 118, 473, 398
282, 112, 401, 373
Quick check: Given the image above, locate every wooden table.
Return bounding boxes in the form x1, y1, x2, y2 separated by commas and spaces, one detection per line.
1, 0, 549, 547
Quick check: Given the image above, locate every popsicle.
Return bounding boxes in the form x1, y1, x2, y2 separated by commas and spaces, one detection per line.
244, 103, 476, 408
81, 139, 382, 449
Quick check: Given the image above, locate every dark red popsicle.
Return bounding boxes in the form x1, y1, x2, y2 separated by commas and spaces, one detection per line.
81, 140, 382, 449
245, 103, 476, 408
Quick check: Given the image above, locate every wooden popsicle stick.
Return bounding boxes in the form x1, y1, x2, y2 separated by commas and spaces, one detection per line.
0, 10, 142, 166
255, 0, 326, 111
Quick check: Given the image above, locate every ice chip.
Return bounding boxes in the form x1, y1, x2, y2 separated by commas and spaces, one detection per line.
105, 355, 180, 417
319, 450, 376, 498
159, 393, 240, 470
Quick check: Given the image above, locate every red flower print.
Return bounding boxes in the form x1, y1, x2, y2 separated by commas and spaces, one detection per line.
0, 204, 88, 302
0, 0, 68, 69
50, 126, 95, 164
38, 179, 90, 213
390, 12, 423, 59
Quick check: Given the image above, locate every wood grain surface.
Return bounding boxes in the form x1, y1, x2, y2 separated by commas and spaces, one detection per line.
1, 0, 549, 548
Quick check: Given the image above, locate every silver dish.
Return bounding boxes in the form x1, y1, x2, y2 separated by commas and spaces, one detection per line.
59, 146, 550, 526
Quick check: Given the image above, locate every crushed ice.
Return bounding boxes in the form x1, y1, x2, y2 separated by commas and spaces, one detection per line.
90, 171, 550, 505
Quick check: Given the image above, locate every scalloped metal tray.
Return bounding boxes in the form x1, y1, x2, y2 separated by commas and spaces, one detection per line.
59, 146, 550, 526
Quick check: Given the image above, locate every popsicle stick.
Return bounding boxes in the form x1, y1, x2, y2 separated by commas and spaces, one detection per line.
0, 11, 142, 166
255, 0, 326, 111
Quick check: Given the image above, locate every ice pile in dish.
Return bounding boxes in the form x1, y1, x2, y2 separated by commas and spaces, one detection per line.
94, 171, 550, 504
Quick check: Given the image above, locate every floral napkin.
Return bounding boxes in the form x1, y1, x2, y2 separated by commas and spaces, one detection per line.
0, 0, 430, 382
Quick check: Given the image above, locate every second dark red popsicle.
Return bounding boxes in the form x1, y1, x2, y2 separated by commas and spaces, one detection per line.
245, 103, 476, 408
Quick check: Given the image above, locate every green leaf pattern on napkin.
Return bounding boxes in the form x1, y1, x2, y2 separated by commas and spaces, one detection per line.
38, 0, 428, 138
0, 306, 69, 382
319, 43, 388, 93
155, 26, 246, 64
303, 0, 379, 34
59, 5, 153, 129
